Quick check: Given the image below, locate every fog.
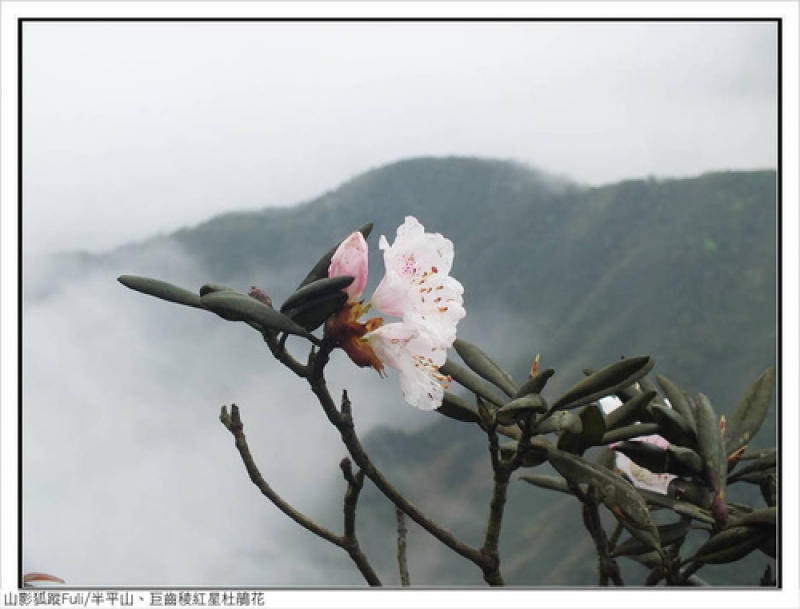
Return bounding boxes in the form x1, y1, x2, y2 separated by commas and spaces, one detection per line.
15, 17, 785, 590
22, 20, 777, 257
22, 230, 539, 585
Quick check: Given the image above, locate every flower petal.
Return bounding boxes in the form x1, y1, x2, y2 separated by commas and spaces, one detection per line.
367, 322, 450, 411
371, 216, 458, 317
599, 396, 676, 494
329, 231, 369, 299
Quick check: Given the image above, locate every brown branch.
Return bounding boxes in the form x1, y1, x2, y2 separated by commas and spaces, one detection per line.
575, 485, 624, 586
395, 506, 410, 586
479, 423, 507, 586
221, 404, 381, 585
220, 404, 340, 545
339, 458, 382, 586
305, 344, 493, 578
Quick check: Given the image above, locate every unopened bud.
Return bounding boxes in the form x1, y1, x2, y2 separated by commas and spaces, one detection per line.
249, 286, 273, 308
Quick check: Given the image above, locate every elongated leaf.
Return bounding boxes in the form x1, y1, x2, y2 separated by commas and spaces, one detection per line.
760, 473, 777, 507
692, 525, 769, 564
636, 377, 669, 410
200, 291, 320, 344
519, 474, 576, 495
118, 275, 207, 310
436, 392, 481, 424
296, 222, 373, 289
534, 410, 582, 435
558, 403, 606, 454
452, 339, 519, 397
439, 359, 506, 407
604, 391, 657, 431
650, 404, 698, 450
616, 441, 670, 473
655, 374, 696, 432
495, 394, 547, 426
667, 445, 704, 477
727, 451, 777, 484
612, 519, 691, 557
725, 368, 776, 455
638, 488, 715, 524
549, 356, 654, 413
283, 291, 348, 331
600, 423, 661, 445
513, 368, 556, 399
668, 478, 711, 510
547, 447, 662, 555
499, 441, 548, 467
730, 507, 776, 528
695, 394, 727, 498
280, 276, 354, 313
199, 283, 238, 297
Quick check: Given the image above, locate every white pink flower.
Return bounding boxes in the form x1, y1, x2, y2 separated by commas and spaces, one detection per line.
325, 216, 465, 410
599, 396, 677, 494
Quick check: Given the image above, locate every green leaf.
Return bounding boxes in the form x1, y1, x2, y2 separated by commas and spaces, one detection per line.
727, 450, 777, 484
615, 441, 670, 474
118, 275, 207, 310
692, 525, 769, 564
655, 374, 697, 433
612, 519, 691, 557
604, 390, 657, 431
637, 488, 715, 524
200, 291, 321, 344
282, 291, 348, 331
436, 392, 481, 424
519, 474, 576, 495
547, 446, 662, 555
760, 473, 777, 507
730, 506, 776, 528
296, 223, 373, 290
558, 403, 606, 454
667, 445, 705, 477
549, 356, 654, 413
513, 368, 556, 399
452, 338, 519, 397
650, 404, 698, 450
534, 410, 582, 435
439, 359, 507, 407
500, 441, 548, 467
668, 478, 711, 510
199, 283, 238, 297
495, 394, 547, 426
600, 423, 661, 445
725, 367, 776, 455
695, 394, 727, 502
280, 276, 355, 313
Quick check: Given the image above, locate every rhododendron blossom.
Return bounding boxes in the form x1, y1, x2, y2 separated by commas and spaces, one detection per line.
599, 396, 677, 494
324, 216, 465, 411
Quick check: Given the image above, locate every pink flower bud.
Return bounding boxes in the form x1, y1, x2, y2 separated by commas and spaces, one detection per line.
329, 232, 369, 299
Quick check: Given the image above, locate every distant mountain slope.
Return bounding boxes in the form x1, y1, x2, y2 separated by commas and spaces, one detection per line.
77, 156, 777, 585
152, 157, 776, 419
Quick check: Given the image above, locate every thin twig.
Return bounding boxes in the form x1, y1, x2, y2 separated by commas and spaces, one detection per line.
480, 423, 507, 586
396, 506, 410, 586
264, 333, 308, 378
305, 344, 493, 577
221, 404, 381, 585
575, 485, 624, 586
221, 404, 340, 545
340, 458, 382, 586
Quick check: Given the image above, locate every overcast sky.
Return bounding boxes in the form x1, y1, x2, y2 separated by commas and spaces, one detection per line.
12, 16, 791, 596
22, 19, 778, 257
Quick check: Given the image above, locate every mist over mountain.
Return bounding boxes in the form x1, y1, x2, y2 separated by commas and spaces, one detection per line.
23, 156, 777, 586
